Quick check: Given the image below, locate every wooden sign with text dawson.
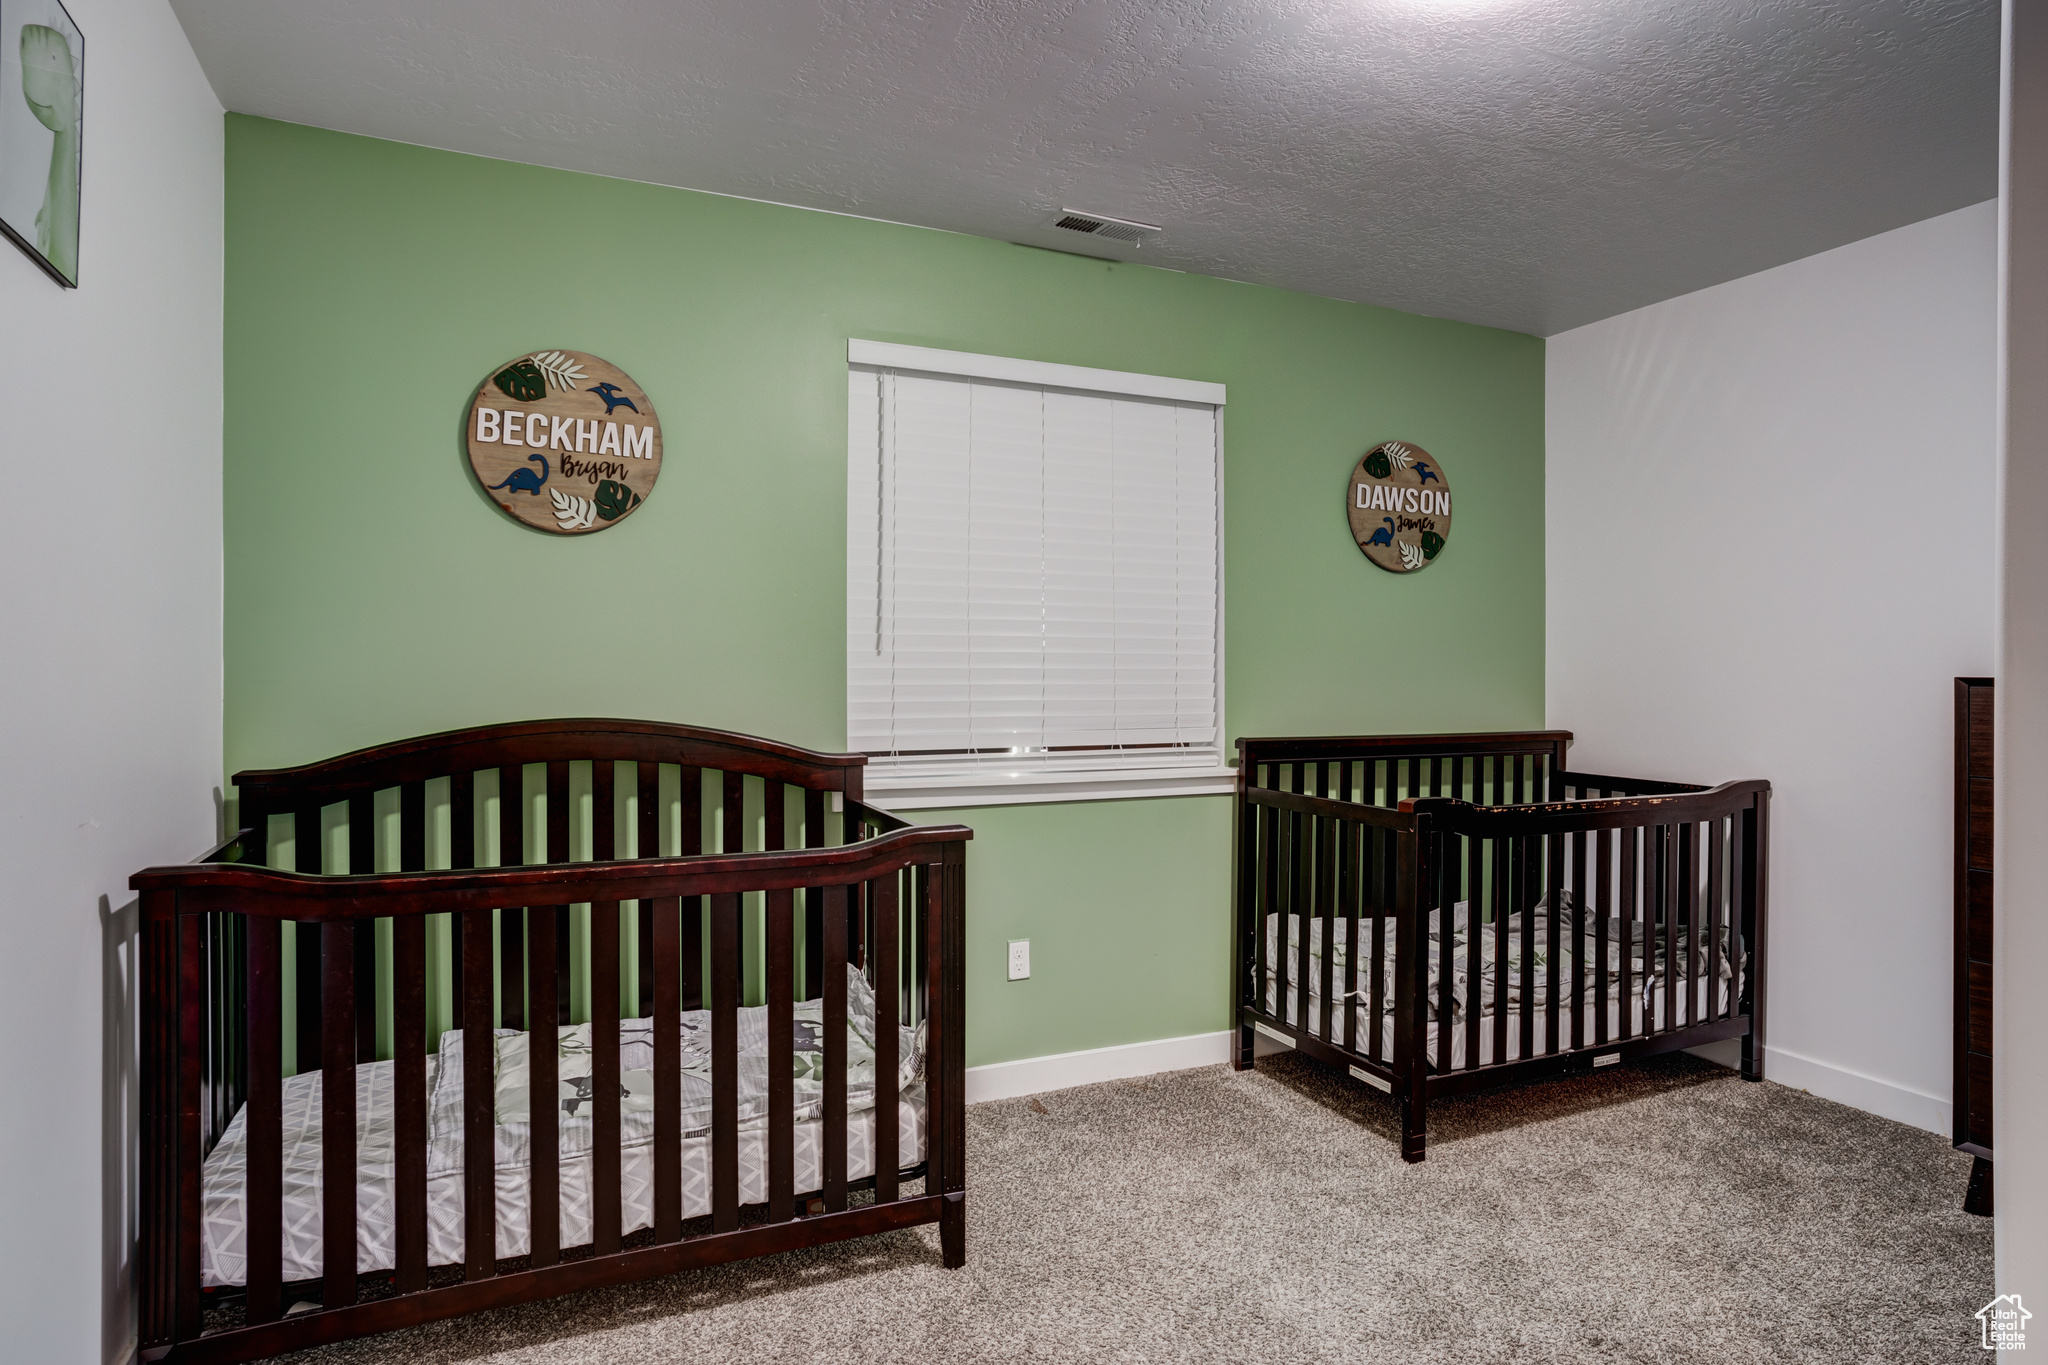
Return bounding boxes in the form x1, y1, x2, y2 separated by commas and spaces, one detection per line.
1347, 440, 1451, 573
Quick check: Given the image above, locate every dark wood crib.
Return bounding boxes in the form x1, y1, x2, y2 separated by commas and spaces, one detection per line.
1233, 730, 1768, 1162
132, 719, 970, 1362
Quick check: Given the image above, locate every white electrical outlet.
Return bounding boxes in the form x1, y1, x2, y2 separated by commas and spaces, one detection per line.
1007, 939, 1030, 981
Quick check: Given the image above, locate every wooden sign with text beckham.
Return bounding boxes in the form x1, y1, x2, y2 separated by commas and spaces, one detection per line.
466, 350, 662, 533
1348, 440, 1451, 573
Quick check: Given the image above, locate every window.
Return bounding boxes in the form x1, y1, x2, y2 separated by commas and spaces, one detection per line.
847, 340, 1229, 808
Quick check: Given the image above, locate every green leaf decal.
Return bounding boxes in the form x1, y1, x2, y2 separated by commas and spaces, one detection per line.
494, 361, 547, 403
595, 479, 642, 522
1363, 447, 1391, 479
1420, 530, 1444, 559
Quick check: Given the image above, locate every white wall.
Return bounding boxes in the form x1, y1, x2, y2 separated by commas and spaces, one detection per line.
0, 2, 221, 1361
1997, 0, 2048, 1325
1546, 201, 1998, 1134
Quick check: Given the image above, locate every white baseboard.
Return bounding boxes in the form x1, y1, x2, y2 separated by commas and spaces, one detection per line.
962, 1030, 1952, 1138
1760, 1044, 1950, 1136
965, 1030, 1234, 1104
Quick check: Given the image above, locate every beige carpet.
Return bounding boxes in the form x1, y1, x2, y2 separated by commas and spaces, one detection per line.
280, 1053, 1992, 1364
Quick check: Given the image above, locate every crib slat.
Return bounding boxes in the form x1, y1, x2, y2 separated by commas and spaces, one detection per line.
1512, 835, 1532, 1061
1545, 831, 1563, 1055
1464, 833, 1482, 1071
1437, 835, 1455, 1069
1318, 816, 1336, 1043
874, 872, 901, 1205
823, 881, 849, 1212
499, 766, 525, 1031
1672, 822, 1688, 1028
1368, 826, 1387, 1063
1593, 828, 1612, 1046
392, 913, 427, 1294
1569, 829, 1587, 1051
903, 865, 918, 1036
651, 893, 681, 1242
1291, 764, 1309, 1032
322, 914, 358, 1307
711, 891, 741, 1232
1683, 821, 1700, 1027
1341, 820, 1360, 1055
724, 771, 744, 853
763, 778, 785, 853
1641, 823, 1655, 1034
1620, 826, 1639, 1040
528, 906, 560, 1267
804, 788, 826, 999
294, 807, 322, 1075
1274, 777, 1290, 1027
591, 894, 621, 1255
245, 915, 282, 1324
461, 907, 495, 1281
767, 885, 795, 1222
351, 793, 377, 1063
450, 772, 475, 1033
594, 759, 616, 862
1703, 818, 1720, 1019
681, 767, 705, 1011
1661, 825, 1677, 1033
638, 762, 659, 1015
1257, 796, 1275, 1023
547, 762, 571, 1027
1493, 833, 1510, 1066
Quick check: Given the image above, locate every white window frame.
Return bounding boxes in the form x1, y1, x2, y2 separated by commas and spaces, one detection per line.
847, 339, 1231, 809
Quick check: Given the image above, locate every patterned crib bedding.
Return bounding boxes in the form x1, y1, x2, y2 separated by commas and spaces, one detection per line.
201, 967, 924, 1287
1258, 897, 1742, 1059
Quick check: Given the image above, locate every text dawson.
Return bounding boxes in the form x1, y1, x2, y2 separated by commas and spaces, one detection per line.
1354, 482, 1451, 516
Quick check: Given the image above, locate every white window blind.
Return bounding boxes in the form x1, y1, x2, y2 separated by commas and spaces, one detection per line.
847, 344, 1225, 804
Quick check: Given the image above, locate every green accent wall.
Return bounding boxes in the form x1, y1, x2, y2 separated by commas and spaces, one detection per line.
224, 114, 1544, 1069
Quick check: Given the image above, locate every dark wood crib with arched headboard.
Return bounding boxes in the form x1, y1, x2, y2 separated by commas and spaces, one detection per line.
132, 719, 969, 1362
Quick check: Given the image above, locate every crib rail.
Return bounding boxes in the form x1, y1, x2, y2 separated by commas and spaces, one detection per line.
133, 721, 969, 1363
1231, 730, 1768, 1163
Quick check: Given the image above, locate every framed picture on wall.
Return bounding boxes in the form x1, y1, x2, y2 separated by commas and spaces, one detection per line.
0, 0, 81, 287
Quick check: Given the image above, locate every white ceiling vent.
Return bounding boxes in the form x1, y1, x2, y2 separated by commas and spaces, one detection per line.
1046, 209, 1159, 247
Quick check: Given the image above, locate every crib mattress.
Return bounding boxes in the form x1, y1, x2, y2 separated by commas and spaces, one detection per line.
1259, 907, 1738, 1071
1259, 980, 1731, 1070
203, 967, 925, 1288
199, 1056, 926, 1287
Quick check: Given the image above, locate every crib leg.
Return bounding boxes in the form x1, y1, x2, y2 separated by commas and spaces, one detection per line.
1401, 1090, 1427, 1163
1965, 1158, 1994, 1217
940, 1191, 966, 1268
1740, 1031, 1765, 1082
1232, 1021, 1256, 1071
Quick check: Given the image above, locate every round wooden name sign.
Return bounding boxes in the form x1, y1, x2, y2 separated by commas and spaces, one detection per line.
1347, 440, 1452, 573
466, 350, 662, 533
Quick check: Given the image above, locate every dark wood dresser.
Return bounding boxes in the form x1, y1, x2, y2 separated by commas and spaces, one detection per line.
1955, 676, 1993, 1215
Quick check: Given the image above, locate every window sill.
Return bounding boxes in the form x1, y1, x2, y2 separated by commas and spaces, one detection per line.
862, 765, 1238, 811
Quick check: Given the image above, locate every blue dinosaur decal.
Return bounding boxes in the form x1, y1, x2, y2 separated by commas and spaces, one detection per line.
1415, 461, 1440, 484
588, 382, 639, 416
487, 453, 549, 495
1362, 516, 1395, 548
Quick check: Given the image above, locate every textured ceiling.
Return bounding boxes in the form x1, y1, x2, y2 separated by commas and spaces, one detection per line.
170, 0, 1999, 335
